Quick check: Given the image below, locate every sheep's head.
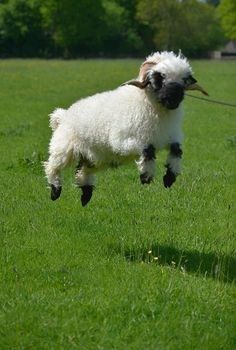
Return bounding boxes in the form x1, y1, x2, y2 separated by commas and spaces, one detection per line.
123, 51, 208, 110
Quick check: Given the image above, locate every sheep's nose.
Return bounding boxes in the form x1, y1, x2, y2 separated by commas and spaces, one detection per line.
159, 82, 185, 110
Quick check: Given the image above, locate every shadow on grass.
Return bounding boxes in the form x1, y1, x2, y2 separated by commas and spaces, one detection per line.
115, 244, 236, 283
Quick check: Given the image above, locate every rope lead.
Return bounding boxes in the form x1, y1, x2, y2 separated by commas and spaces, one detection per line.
186, 93, 236, 108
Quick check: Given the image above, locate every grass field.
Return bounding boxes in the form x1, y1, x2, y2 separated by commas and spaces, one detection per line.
0, 58, 235, 349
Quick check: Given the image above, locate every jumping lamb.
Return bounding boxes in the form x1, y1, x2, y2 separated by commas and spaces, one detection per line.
44, 51, 208, 206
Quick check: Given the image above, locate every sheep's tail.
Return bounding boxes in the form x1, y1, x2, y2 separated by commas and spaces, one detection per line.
49, 108, 66, 131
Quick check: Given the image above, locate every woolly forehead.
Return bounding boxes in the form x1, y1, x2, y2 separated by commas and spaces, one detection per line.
153, 57, 193, 81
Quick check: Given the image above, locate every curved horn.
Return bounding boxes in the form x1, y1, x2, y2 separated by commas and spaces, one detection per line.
185, 83, 209, 96
121, 79, 149, 89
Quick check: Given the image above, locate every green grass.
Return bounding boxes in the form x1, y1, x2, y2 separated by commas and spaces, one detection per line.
0, 58, 235, 349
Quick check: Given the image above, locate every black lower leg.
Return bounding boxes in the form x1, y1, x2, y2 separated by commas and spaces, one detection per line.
143, 144, 156, 161
140, 144, 156, 184
80, 185, 94, 206
140, 173, 152, 184
51, 184, 62, 201
170, 142, 182, 158
163, 142, 182, 188
163, 166, 176, 188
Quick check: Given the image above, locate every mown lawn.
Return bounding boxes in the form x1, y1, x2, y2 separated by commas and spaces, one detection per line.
0, 58, 235, 349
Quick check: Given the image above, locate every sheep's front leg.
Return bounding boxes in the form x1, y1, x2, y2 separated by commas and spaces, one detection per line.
75, 158, 95, 206
137, 144, 156, 184
163, 142, 183, 188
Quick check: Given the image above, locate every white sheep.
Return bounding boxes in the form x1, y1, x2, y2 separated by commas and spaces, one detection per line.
44, 51, 208, 206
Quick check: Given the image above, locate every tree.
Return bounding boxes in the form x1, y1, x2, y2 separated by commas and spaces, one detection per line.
136, 0, 224, 57
206, 0, 220, 6
40, 0, 107, 57
40, 0, 147, 57
0, 0, 47, 57
217, 0, 236, 40
0, 0, 226, 57
101, 0, 145, 55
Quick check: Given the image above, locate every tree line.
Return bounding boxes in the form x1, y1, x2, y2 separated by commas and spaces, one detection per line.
0, 0, 233, 58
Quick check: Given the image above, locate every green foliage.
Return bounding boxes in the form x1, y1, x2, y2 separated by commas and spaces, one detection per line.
0, 59, 235, 349
101, 0, 144, 55
0, 0, 230, 57
41, 0, 145, 56
217, 0, 236, 40
0, 0, 48, 56
136, 0, 224, 57
40, 0, 107, 57
206, 0, 220, 5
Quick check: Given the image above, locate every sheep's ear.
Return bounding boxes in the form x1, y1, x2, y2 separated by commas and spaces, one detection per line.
139, 61, 157, 80
185, 83, 209, 96
121, 60, 157, 89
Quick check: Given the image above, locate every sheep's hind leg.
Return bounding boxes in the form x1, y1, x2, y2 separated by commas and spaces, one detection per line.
44, 127, 75, 200
137, 144, 156, 184
51, 183, 62, 201
45, 149, 73, 200
75, 159, 95, 206
44, 154, 65, 200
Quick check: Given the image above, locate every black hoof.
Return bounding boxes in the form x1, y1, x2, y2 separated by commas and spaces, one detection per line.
51, 184, 62, 200
80, 185, 94, 206
140, 173, 152, 185
163, 168, 176, 188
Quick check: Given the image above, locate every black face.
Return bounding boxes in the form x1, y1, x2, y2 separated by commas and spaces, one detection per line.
150, 72, 194, 110
157, 82, 185, 110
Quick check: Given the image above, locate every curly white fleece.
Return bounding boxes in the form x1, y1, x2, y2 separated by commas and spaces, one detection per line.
44, 52, 191, 188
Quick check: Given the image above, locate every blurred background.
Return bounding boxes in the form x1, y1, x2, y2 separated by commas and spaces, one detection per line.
0, 0, 235, 58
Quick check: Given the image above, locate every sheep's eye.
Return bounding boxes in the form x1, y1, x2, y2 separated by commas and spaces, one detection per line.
152, 72, 165, 90
183, 76, 197, 86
